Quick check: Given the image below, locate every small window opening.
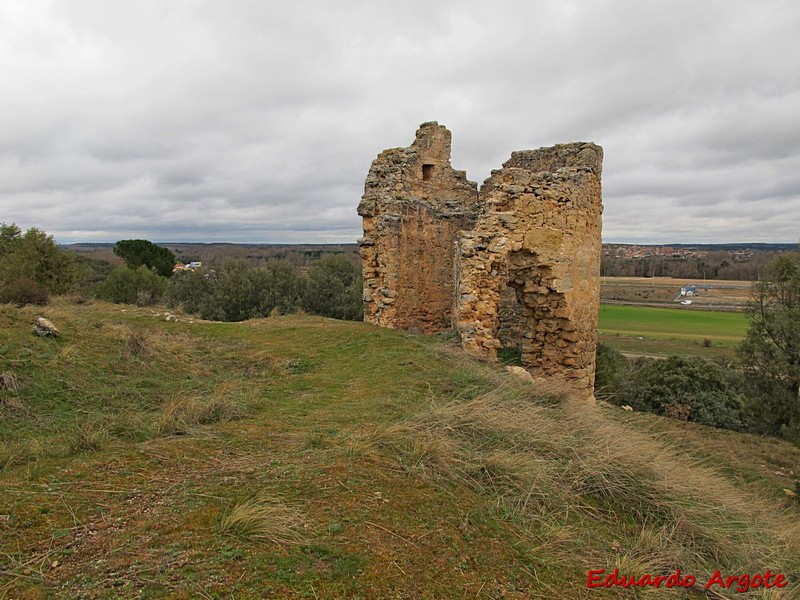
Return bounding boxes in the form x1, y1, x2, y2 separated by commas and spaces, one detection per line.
422, 164, 434, 181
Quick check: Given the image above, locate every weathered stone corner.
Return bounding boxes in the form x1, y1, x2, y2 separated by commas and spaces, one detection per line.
358, 121, 480, 333
358, 123, 603, 400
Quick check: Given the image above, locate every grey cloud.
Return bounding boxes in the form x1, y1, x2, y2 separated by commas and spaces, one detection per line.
0, 0, 798, 244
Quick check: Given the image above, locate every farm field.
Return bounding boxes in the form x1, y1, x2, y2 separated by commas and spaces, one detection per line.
600, 276, 753, 310
598, 304, 750, 358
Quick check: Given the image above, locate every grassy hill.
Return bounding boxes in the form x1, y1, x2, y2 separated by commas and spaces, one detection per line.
1, 300, 799, 598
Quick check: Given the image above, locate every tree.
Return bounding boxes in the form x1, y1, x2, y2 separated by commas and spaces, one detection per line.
0, 223, 83, 304
738, 253, 800, 440
200, 260, 260, 322
113, 239, 176, 278
303, 255, 363, 321
254, 260, 305, 316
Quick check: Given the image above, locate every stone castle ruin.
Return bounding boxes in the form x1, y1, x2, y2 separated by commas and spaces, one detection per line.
358, 122, 603, 398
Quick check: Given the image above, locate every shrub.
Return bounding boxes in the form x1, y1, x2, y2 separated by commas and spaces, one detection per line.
166, 268, 212, 314
168, 258, 358, 322
198, 260, 260, 322
94, 265, 168, 305
615, 355, 749, 431
594, 342, 629, 400
0, 277, 49, 306
0, 223, 84, 302
303, 255, 363, 321
255, 260, 305, 316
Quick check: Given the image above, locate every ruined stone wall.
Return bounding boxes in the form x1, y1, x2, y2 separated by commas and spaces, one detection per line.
455, 143, 603, 397
359, 124, 603, 399
358, 122, 480, 333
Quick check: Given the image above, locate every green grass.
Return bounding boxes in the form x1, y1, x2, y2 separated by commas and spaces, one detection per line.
1, 299, 798, 598
599, 304, 749, 357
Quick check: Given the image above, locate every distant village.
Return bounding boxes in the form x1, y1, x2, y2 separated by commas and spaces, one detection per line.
600, 243, 795, 280
603, 245, 761, 261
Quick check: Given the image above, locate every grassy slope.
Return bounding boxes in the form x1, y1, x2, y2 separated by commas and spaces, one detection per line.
1, 301, 799, 599
599, 304, 749, 358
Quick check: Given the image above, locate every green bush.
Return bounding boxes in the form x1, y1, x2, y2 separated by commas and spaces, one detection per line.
594, 342, 629, 400
615, 355, 749, 431
167, 256, 362, 323
94, 265, 169, 305
168, 260, 306, 322
255, 261, 306, 316
303, 255, 362, 321
167, 268, 213, 314
0, 223, 84, 303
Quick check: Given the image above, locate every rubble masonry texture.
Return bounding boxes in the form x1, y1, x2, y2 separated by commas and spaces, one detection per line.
358, 122, 603, 399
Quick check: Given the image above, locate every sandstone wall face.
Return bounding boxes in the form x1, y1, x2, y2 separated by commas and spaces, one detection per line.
455, 143, 603, 397
358, 122, 480, 333
358, 124, 603, 399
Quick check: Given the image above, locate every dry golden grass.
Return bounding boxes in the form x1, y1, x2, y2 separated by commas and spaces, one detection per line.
0, 371, 19, 391
357, 368, 800, 590
218, 493, 308, 546
158, 381, 255, 436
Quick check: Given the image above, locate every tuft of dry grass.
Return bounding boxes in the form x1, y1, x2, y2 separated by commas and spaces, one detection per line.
158, 381, 256, 436
218, 493, 308, 546
69, 417, 110, 453
126, 329, 153, 358
0, 372, 19, 391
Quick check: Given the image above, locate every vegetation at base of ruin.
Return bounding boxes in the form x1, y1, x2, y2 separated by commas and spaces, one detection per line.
1, 298, 799, 598
497, 345, 524, 366
596, 345, 750, 432
113, 238, 177, 278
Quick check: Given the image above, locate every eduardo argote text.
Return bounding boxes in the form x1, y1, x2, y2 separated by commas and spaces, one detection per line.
587, 568, 787, 593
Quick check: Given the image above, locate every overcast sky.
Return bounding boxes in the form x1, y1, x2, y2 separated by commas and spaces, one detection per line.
1, 0, 798, 245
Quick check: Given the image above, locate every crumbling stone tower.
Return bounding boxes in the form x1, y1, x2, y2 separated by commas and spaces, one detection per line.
359, 122, 603, 398
358, 123, 481, 332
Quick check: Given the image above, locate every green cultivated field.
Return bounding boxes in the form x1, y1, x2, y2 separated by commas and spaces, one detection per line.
598, 304, 750, 357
